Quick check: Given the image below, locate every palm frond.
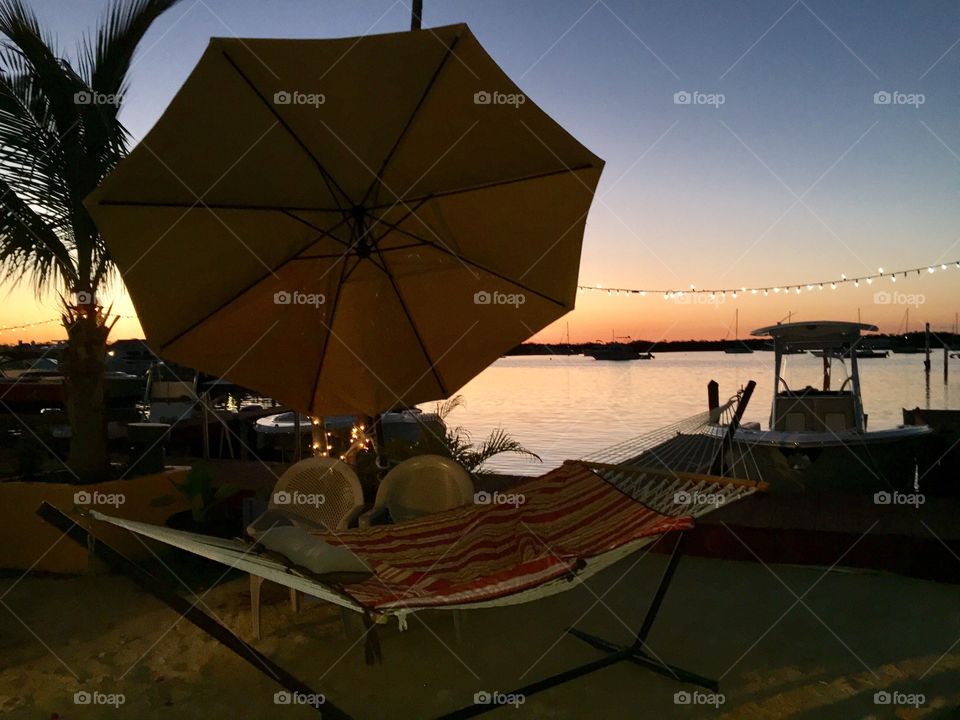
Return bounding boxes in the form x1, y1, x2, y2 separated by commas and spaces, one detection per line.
83, 0, 183, 101
0, 178, 75, 294
0, 0, 84, 142
467, 427, 541, 473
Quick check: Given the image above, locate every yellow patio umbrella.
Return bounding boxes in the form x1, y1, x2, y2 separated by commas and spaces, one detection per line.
87, 24, 604, 417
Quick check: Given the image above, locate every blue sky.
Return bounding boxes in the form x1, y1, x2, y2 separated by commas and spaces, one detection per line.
10, 0, 960, 340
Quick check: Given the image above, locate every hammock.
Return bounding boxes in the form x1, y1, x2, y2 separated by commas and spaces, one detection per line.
91, 460, 762, 618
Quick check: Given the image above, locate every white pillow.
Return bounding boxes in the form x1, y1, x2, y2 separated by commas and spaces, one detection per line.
255, 526, 368, 575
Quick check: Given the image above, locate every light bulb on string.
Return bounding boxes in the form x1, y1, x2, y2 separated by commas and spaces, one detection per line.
830, 282, 837, 290
891, 275, 897, 282
929, 267, 935, 273
866, 277, 873, 284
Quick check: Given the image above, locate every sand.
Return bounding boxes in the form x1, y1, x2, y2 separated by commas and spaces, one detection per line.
2, 552, 959, 719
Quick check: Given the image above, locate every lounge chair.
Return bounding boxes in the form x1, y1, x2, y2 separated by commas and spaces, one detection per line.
246, 457, 364, 639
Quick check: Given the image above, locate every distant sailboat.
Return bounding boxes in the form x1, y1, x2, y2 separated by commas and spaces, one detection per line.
724, 309, 754, 354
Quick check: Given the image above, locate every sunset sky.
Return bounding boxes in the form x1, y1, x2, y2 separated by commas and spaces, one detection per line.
1, 0, 958, 344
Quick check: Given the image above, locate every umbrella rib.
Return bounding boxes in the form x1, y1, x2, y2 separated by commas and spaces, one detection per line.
372, 246, 449, 398
95, 200, 344, 213
371, 216, 568, 309
367, 164, 596, 209
307, 258, 352, 416
220, 50, 353, 211
156, 217, 352, 352
361, 29, 463, 208
283, 211, 351, 247
373, 241, 431, 253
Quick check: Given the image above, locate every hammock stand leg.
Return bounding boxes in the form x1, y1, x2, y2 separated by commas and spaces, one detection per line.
565, 531, 718, 690
36, 502, 352, 720
434, 531, 717, 720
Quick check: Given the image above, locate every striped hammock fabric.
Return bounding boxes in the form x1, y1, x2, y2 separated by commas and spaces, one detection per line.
310, 462, 692, 610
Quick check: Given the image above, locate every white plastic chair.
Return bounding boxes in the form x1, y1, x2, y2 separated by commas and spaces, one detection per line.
358, 455, 474, 528
247, 457, 364, 639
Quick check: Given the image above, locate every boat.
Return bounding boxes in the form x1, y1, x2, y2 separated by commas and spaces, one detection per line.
722, 321, 931, 491
723, 309, 754, 354
811, 348, 889, 359
584, 344, 653, 360
253, 408, 447, 455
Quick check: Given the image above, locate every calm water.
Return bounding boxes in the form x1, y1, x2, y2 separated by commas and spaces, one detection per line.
438, 352, 959, 475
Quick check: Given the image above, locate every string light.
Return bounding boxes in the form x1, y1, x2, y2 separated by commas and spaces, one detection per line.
577, 258, 960, 299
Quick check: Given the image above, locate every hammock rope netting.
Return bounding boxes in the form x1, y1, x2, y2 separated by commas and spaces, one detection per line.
583, 390, 765, 483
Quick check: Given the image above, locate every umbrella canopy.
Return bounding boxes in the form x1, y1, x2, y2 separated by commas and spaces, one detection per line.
87, 24, 604, 416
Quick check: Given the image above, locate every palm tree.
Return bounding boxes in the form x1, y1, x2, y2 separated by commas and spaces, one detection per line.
0, 0, 181, 481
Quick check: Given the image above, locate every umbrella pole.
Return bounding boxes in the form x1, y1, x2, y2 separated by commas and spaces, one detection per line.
371, 414, 389, 478
294, 412, 302, 461
411, 0, 423, 30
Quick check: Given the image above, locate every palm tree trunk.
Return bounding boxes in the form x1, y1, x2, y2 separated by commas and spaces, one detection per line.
411, 0, 423, 30
61, 307, 110, 481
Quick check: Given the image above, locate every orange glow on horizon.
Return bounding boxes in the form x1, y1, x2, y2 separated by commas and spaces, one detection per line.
2, 268, 957, 347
